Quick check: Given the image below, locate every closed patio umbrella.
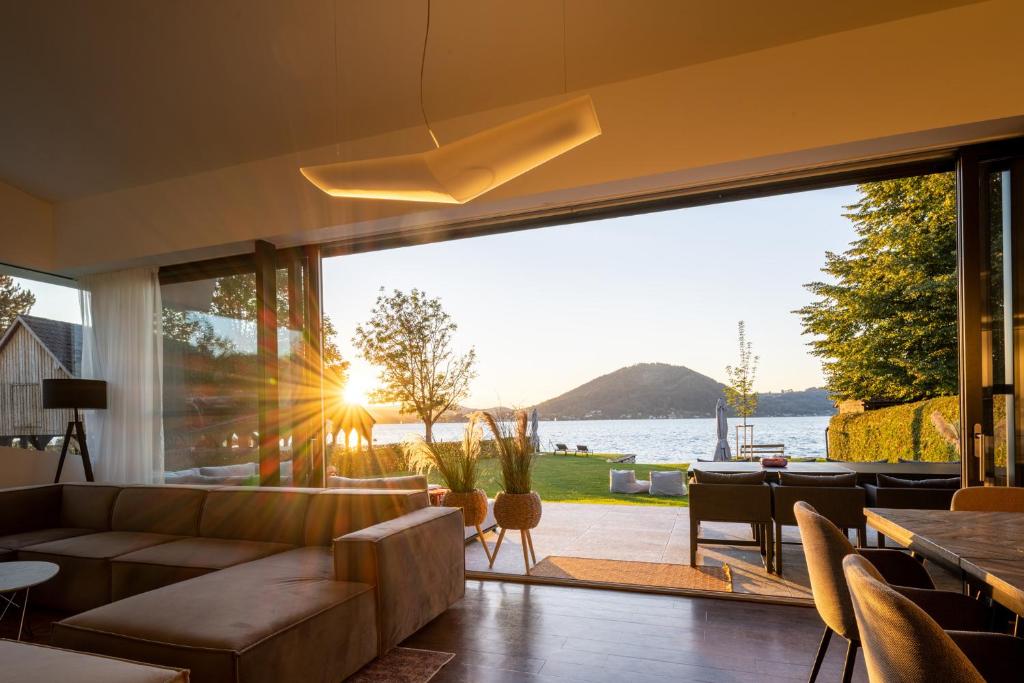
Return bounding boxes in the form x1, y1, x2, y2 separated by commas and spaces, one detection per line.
713, 398, 731, 461
529, 408, 540, 452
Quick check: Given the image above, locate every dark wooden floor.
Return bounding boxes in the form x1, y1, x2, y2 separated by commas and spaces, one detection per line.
3, 581, 868, 682
404, 580, 868, 682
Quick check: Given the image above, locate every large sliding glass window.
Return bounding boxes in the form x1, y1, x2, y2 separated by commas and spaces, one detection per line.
159, 246, 325, 487
161, 271, 261, 483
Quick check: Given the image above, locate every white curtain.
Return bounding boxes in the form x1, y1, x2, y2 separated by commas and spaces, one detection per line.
80, 267, 164, 483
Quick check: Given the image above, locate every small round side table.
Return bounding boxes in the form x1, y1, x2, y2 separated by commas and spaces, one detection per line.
0, 561, 59, 641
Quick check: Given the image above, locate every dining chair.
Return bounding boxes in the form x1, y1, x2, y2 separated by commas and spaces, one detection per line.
843, 554, 1024, 683
950, 486, 1024, 634
950, 486, 1024, 512
794, 501, 988, 683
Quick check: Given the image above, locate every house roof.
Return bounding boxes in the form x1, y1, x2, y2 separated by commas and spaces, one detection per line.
0, 315, 82, 376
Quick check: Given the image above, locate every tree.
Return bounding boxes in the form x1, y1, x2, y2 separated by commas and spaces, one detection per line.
0, 275, 35, 332
724, 320, 759, 425
796, 173, 957, 401
321, 315, 350, 390
353, 288, 477, 442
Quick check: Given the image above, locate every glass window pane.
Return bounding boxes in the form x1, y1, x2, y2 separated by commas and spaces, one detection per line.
161, 273, 260, 484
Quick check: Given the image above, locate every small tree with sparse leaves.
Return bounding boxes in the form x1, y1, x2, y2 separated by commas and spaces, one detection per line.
725, 321, 759, 426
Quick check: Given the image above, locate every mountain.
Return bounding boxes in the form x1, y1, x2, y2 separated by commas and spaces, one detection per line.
534, 363, 834, 420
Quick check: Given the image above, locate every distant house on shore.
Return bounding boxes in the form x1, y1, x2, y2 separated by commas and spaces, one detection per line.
0, 315, 81, 447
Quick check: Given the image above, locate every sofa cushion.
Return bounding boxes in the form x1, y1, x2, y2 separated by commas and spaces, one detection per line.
779, 472, 857, 487
876, 474, 962, 489
303, 489, 430, 545
0, 640, 188, 683
60, 484, 123, 530
199, 462, 257, 478
0, 484, 62, 535
693, 470, 766, 485
199, 487, 313, 544
111, 537, 294, 600
19, 531, 180, 612
111, 486, 208, 536
54, 547, 377, 683
0, 527, 93, 550
328, 474, 427, 490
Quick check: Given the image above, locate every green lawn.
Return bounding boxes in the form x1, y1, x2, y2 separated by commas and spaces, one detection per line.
407, 452, 690, 506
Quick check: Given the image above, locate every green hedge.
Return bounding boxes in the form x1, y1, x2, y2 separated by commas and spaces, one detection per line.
828, 396, 961, 463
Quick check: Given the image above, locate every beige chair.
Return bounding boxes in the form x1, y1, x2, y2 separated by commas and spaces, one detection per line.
794, 501, 987, 683
843, 554, 1024, 683
951, 486, 1024, 512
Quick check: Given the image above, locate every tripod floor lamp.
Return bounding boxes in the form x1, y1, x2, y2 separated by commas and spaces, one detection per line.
43, 379, 106, 483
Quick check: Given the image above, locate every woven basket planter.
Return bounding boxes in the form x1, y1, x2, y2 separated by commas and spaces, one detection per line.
443, 488, 489, 527
493, 491, 542, 530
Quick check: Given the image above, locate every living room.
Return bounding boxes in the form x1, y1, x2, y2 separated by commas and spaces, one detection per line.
3, 2, 1024, 682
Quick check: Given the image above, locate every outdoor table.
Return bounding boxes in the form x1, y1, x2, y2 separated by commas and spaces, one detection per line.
864, 508, 1024, 616
0, 561, 60, 640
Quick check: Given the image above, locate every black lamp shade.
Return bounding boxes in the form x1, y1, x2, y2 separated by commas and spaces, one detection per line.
42, 379, 107, 410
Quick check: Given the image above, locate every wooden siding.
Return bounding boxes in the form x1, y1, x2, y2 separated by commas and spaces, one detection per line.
0, 325, 75, 437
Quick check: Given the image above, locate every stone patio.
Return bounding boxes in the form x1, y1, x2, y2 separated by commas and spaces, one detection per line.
466, 502, 960, 601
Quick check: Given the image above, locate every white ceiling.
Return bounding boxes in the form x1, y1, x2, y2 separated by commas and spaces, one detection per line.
0, 0, 984, 201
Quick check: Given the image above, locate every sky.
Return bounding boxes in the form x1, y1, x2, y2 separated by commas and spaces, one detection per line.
13, 183, 861, 407
321, 184, 861, 407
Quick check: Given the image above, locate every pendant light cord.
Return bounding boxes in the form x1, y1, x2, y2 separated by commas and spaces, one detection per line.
332, 0, 340, 156
562, 0, 567, 93
421, 0, 439, 148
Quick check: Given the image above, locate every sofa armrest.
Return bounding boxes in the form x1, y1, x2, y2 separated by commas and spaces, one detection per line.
334, 506, 465, 654
0, 484, 62, 536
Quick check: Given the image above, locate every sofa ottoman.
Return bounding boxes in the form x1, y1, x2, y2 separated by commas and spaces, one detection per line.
53, 547, 376, 683
1, 639, 188, 683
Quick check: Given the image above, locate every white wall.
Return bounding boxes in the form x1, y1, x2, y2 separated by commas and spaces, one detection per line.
0, 180, 54, 272
0, 446, 86, 488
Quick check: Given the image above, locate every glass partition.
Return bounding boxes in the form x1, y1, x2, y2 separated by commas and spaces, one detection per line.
161, 273, 261, 483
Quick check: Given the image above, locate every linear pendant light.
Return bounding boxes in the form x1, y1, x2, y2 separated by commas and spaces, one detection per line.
301, 95, 601, 203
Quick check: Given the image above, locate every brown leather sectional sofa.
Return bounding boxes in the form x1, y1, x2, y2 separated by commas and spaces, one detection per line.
0, 482, 465, 682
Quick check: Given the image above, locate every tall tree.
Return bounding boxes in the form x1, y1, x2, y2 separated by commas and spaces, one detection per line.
0, 275, 35, 332
353, 288, 477, 442
724, 320, 759, 425
797, 173, 957, 401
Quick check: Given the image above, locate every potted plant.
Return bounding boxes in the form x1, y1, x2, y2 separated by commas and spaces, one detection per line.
480, 410, 541, 571
404, 414, 491, 559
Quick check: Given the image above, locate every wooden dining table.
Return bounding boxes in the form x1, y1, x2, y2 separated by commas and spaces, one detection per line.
864, 508, 1024, 616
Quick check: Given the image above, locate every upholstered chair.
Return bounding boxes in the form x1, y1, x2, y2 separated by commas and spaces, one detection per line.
843, 554, 1024, 683
950, 486, 1024, 512
688, 470, 773, 571
794, 501, 987, 683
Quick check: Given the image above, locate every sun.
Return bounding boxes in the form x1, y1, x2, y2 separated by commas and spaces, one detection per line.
341, 365, 376, 406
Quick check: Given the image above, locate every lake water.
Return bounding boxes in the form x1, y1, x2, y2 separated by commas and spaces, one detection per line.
370, 415, 833, 464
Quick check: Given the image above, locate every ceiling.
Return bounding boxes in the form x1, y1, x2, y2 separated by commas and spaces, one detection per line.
0, 0, 985, 201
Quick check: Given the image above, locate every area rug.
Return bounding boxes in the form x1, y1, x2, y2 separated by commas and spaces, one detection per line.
529, 556, 732, 592
348, 647, 455, 683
